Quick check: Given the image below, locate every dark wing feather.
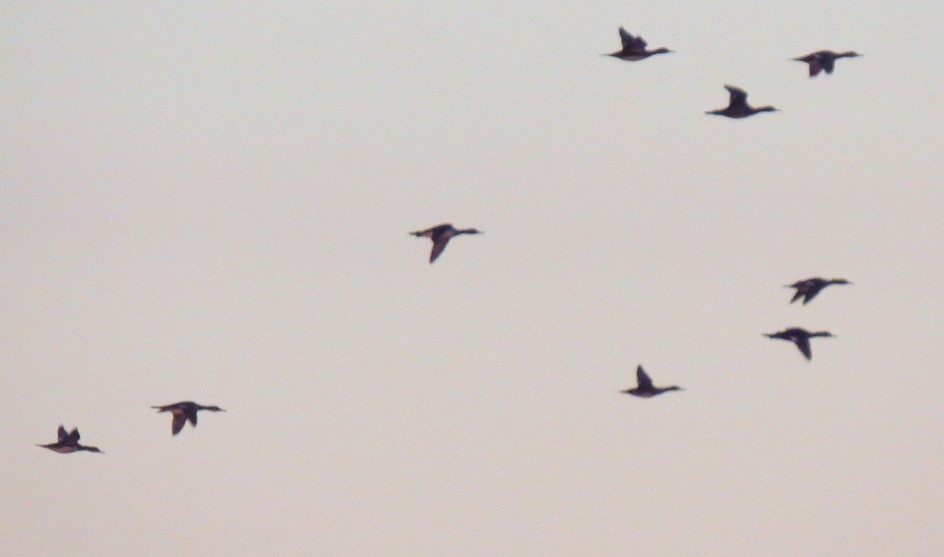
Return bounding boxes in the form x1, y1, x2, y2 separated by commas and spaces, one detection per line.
636, 365, 654, 390
808, 59, 823, 77
822, 57, 835, 74
618, 27, 633, 49
795, 337, 812, 360
725, 85, 748, 108
171, 412, 186, 435
67, 428, 81, 443
57, 425, 68, 443
618, 27, 646, 53
429, 238, 450, 263
802, 288, 821, 304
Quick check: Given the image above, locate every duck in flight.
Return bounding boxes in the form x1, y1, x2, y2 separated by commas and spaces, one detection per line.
786, 277, 851, 305
410, 223, 480, 264
605, 27, 672, 61
152, 401, 225, 436
37, 425, 103, 454
622, 365, 682, 397
793, 50, 860, 77
706, 85, 777, 118
765, 328, 833, 360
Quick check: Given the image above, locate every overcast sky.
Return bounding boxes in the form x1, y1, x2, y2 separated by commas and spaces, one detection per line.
3, 2, 943, 555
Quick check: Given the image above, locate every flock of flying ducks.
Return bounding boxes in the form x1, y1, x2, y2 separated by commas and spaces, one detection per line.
407, 28, 859, 401
621, 277, 851, 397
607, 26, 860, 118
39, 26, 860, 453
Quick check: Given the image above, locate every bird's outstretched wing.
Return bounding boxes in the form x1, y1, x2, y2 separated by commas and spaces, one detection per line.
636, 365, 654, 390
725, 85, 748, 108
429, 238, 450, 263
171, 412, 187, 435
795, 337, 812, 360
808, 59, 823, 76
618, 27, 646, 52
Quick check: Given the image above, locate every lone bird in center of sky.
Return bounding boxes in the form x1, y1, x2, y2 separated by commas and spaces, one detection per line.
622, 365, 682, 397
152, 401, 225, 436
706, 85, 777, 118
793, 50, 860, 77
786, 277, 851, 304
37, 425, 103, 454
765, 328, 833, 360
604, 26, 672, 61
410, 223, 480, 263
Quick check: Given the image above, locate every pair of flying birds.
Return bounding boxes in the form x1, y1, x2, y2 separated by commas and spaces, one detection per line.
606, 26, 861, 118
765, 278, 850, 360
37, 402, 224, 454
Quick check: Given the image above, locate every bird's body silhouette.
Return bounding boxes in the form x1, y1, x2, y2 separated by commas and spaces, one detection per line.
706, 85, 777, 118
793, 50, 860, 77
622, 365, 682, 397
605, 27, 672, 61
765, 328, 833, 360
786, 277, 851, 304
37, 425, 102, 454
410, 224, 480, 263
152, 401, 225, 435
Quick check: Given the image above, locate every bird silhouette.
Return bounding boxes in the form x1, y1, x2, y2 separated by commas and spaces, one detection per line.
152, 401, 225, 436
37, 425, 103, 454
706, 85, 777, 118
622, 365, 682, 397
793, 50, 860, 77
765, 328, 833, 360
410, 223, 480, 263
785, 277, 851, 305
604, 27, 672, 61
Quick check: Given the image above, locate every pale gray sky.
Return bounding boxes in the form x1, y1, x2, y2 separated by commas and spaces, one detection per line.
2, 2, 943, 555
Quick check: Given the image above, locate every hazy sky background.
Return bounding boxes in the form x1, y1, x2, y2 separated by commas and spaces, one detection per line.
3, 2, 943, 555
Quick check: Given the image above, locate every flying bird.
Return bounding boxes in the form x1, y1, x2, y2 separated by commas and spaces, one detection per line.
793, 50, 860, 77
706, 85, 777, 118
37, 425, 103, 454
786, 277, 851, 305
152, 401, 225, 436
604, 26, 672, 61
622, 365, 682, 397
765, 328, 833, 360
410, 223, 480, 263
